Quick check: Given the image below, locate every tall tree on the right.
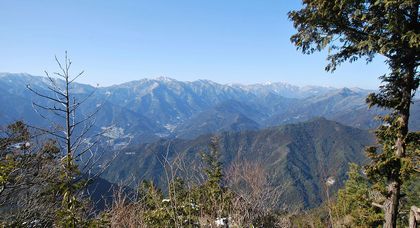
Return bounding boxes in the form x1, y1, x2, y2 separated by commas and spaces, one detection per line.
288, 1, 419, 227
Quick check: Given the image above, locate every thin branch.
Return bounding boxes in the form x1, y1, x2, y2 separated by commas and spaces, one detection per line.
45, 71, 64, 93
70, 107, 100, 130
32, 102, 65, 124
70, 90, 98, 112
27, 85, 65, 104
372, 202, 384, 209
71, 117, 97, 150
32, 102, 67, 113
54, 55, 66, 77
27, 125, 66, 141
69, 71, 85, 84
53, 72, 66, 79
73, 136, 98, 159
46, 84, 66, 99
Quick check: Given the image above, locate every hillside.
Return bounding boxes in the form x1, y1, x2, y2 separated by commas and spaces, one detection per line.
102, 118, 375, 209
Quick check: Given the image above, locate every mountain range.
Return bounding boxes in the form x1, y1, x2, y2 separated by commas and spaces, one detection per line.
1, 72, 419, 209
1, 72, 418, 147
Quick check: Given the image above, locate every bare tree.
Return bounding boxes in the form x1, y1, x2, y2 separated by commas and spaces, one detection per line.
225, 159, 284, 227
27, 52, 102, 175
107, 186, 147, 228
26, 52, 105, 225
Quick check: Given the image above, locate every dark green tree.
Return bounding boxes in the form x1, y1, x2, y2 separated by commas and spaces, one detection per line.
201, 137, 223, 199
193, 136, 232, 225
198, 136, 227, 218
289, 1, 419, 227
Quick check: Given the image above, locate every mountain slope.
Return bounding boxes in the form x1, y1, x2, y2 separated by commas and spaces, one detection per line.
265, 87, 420, 130
102, 118, 374, 209
173, 100, 262, 139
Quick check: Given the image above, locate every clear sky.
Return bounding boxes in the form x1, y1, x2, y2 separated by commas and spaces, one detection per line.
0, 0, 387, 88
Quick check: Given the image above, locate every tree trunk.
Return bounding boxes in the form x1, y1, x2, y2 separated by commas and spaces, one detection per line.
382, 51, 415, 226
384, 180, 401, 228
383, 89, 410, 227
409, 206, 420, 228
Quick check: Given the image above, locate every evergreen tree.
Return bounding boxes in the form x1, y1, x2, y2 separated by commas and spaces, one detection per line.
198, 136, 230, 220
0, 121, 29, 194
138, 178, 200, 227
334, 163, 382, 227
201, 137, 223, 201
0, 122, 62, 226
134, 137, 231, 227
289, 1, 419, 227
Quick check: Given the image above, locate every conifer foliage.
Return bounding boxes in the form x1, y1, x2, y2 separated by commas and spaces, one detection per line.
334, 163, 383, 227
289, 1, 419, 226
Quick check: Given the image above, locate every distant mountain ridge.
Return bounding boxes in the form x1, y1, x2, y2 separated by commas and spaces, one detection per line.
0, 73, 418, 146
1, 73, 418, 209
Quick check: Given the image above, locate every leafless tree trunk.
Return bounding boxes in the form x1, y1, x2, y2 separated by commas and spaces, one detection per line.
27, 52, 105, 181
26, 52, 110, 225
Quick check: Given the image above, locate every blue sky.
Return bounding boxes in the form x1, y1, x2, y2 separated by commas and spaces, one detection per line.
0, 0, 387, 88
